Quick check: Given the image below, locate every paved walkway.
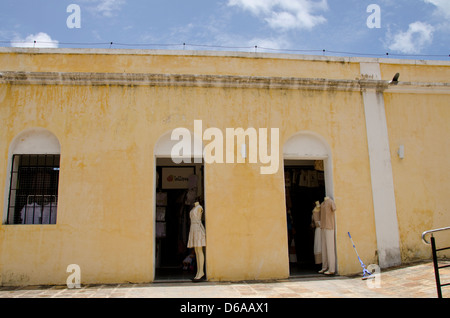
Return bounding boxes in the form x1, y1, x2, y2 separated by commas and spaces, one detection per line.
0, 261, 448, 298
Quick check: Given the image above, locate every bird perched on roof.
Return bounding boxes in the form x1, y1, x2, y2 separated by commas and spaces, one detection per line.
389, 73, 400, 85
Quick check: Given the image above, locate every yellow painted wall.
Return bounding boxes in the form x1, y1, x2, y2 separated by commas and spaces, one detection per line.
0, 49, 361, 79
0, 49, 448, 286
381, 63, 450, 83
385, 93, 450, 261
382, 60, 450, 260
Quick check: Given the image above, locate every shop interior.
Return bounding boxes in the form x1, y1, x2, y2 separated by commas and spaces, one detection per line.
154, 158, 205, 281
154, 158, 326, 281
285, 160, 326, 276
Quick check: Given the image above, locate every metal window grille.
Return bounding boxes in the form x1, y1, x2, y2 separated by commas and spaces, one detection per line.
7, 154, 60, 225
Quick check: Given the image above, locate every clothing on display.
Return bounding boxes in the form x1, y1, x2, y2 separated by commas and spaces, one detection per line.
314, 160, 324, 171
20, 197, 58, 225
156, 207, 166, 222
320, 197, 336, 230
307, 170, 319, 188
187, 204, 206, 248
285, 172, 291, 187
156, 222, 166, 238
20, 203, 42, 224
285, 164, 325, 273
319, 197, 337, 274
287, 210, 296, 263
312, 202, 322, 265
295, 169, 323, 188
321, 229, 336, 274
298, 170, 309, 187
42, 204, 57, 224
156, 191, 168, 238
156, 191, 168, 206
154, 163, 205, 280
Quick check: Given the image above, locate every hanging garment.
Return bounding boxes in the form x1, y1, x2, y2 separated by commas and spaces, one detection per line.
320, 198, 336, 230
314, 227, 322, 264
156, 222, 166, 238
42, 204, 57, 224
291, 170, 298, 185
156, 207, 166, 222
308, 170, 319, 188
314, 160, 324, 171
285, 171, 291, 187
299, 170, 308, 187
156, 192, 167, 206
312, 207, 322, 264
20, 203, 42, 224
187, 204, 206, 248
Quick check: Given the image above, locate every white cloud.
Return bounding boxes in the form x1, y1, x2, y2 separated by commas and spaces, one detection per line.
11, 32, 59, 48
206, 30, 292, 53
387, 21, 434, 54
80, 0, 126, 17
250, 36, 292, 51
424, 0, 450, 18
228, 0, 328, 30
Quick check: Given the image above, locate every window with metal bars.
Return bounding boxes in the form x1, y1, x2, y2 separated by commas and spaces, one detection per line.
6, 154, 60, 225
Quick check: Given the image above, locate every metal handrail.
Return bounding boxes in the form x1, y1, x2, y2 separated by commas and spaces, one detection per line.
422, 226, 450, 244
421, 226, 450, 298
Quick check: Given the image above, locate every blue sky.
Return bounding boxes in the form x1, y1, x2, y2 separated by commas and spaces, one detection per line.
0, 0, 448, 60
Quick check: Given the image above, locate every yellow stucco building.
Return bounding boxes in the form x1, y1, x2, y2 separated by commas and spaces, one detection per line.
0, 48, 449, 286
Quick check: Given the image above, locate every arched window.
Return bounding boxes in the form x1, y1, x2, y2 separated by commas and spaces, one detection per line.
4, 128, 61, 225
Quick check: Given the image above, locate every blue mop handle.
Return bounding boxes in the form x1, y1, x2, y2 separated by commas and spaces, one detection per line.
348, 232, 363, 263
348, 232, 356, 247
348, 232, 373, 278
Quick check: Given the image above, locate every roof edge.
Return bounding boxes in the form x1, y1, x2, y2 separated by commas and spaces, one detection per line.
0, 47, 449, 66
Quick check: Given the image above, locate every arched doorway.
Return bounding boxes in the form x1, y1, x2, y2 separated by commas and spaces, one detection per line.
283, 131, 334, 276
153, 130, 205, 281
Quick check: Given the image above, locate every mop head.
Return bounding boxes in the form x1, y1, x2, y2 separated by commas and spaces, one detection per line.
361, 267, 375, 280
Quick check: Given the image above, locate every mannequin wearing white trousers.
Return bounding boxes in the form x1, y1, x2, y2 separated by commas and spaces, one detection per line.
319, 197, 336, 275
187, 202, 206, 281
312, 201, 322, 265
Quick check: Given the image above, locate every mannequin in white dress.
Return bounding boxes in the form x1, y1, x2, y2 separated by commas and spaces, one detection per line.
187, 201, 206, 281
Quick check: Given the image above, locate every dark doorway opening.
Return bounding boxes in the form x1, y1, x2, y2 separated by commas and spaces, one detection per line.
154, 158, 205, 282
285, 160, 326, 277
